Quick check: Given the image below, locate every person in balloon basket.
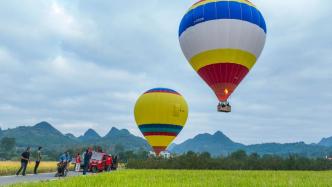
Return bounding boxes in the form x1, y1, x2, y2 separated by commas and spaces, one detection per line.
34, 146, 42, 174
16, 147, 31, 176
75, 153, 81, 172
83, 148, 92, 175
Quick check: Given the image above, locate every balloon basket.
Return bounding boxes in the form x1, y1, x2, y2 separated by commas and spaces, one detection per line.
217, 102, 231, 113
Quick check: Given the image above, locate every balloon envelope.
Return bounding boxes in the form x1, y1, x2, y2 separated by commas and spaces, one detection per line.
134, 88, 188, 155
179, 0, 266, 102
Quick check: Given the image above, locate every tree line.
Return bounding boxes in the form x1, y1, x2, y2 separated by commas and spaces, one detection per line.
126, 150, 332, 170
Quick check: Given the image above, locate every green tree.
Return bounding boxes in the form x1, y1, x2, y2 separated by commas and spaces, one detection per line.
0, 137, 16, 151
230, 150, 247, 160
113, 144, 125, 154
0, 137, 16, 160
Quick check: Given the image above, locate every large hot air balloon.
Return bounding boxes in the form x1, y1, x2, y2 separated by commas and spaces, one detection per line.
179, 0, 266, 112
134, 88, 188, 155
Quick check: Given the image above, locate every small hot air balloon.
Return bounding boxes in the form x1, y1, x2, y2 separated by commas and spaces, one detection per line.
179, 0, 267, 112
134, 88, 188, 155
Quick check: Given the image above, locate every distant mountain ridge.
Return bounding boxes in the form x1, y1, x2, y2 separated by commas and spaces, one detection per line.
1, 122, 332, 157
78, 128, 101, 142
0, 121, 150, 152
0, 122, 76, 149
171, 131, 244, 155
318, 137, 332, 147
170, 132, 332, 157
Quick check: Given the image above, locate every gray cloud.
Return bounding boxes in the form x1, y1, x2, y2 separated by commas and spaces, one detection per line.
0, 0, 331, 144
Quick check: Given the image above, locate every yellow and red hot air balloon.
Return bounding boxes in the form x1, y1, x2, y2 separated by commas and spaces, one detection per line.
179, 0, 267, 112
134, 88, 188, 155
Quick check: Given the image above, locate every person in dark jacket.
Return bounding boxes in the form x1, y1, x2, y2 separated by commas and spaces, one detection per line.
16, 147, 31, 176
83, 148, 92, 175
34, 147, 42, 174
112, 155, 118, 170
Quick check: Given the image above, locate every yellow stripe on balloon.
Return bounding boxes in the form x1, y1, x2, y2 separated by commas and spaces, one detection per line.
189, 49, 257, 72
189, 0, 255, 12
145, 135, 176, 147
134, 93, 188, 126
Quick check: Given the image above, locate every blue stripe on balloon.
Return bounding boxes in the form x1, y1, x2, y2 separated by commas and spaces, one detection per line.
139, 124, 183, 130
139, 127, 182, 134
179, 1, 267, 37
145, 88, 179, 94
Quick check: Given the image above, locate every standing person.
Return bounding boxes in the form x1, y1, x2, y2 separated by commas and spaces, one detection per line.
59, 152, 67, 163
83, 148, 92, 175
75, 153, 81, 172
65, 152, 72, 171
105, 154, 112, 171
112, 155, 118, 170
34, 147, 42, 174
65, 152, 72, 163
16, 147, 30, 176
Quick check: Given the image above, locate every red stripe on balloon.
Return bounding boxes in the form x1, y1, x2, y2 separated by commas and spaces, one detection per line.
197, 63, 249, 101
193, 0, 206, 5
143, 132, 177, 136
153, 146, 167, 155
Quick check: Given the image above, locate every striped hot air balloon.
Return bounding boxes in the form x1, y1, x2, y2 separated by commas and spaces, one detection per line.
134, 88, 188, 155
179, 0, 266, 112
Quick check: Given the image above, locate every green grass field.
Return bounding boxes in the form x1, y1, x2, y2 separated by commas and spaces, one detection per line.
10, 170, 332, 187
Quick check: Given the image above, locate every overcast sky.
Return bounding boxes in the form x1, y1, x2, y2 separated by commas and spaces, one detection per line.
0, 0, 331, 145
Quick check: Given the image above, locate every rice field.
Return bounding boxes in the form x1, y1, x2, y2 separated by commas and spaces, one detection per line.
10, 169, 332, 187
0, 161, 61, 176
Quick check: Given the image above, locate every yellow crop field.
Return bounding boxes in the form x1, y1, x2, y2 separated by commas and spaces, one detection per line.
0, 161, 59, 176
10, 169, 332, 187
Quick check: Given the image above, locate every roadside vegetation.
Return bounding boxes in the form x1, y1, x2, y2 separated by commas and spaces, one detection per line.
127, 150, 332, 170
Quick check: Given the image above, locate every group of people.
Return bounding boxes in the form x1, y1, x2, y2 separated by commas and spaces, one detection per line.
16, 146, 42, 176
55, 148, 95, 176
16, 146, 118, 177
75, 148, 118, 175
57, 147, 118, 176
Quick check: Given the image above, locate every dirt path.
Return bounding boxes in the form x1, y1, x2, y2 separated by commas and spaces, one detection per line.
0, 171, 89, 186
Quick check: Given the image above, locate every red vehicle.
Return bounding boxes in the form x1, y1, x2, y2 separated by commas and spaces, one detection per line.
88, 152, 112, 173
